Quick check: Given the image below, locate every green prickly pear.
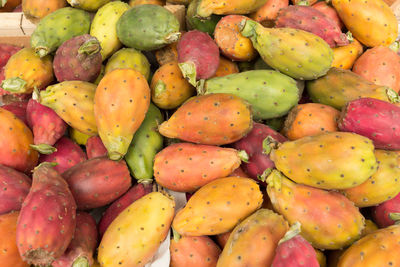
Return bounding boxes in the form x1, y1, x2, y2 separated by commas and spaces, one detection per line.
186, 0, 221, 35
90, 1, 130, 60
198, 70, 299, 120
270, 132, 378, 190
240, 19, 333, 80
266, 170, 365, 250
30, 7, 91, 57
125, 103, 164, 183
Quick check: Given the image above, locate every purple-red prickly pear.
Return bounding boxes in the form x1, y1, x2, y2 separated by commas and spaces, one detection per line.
1, 101, 28, 126
312, 1, 344, 29
86, 136, 107, 159
338, 98, 400, 150
232, 122, 287, 184
52, 212, 98, 267
98, 183, 152, 237
0, 164, 31, 215
16, 163, 77, 266
271, 222, 320, 267
372, 192, 400, 228
0, 44, 21, 68
62, 156, 132, 210
275, 5, 348, 48
177, 30, 220, 86
53, 34, 102, 82
26, 99, 67, 148
39, 137, 87, 174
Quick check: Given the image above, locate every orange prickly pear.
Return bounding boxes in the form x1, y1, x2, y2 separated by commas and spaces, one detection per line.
332, 35, 364, 69
216, 209, 289, 267
213, 57, 239, 77
22, 0, 67, 22
332, 0, 398, 47
250, 0, 289, 26
362, 219, 378, 236
172, 177, 263, 236
159, 93, 253, 145
0, 108, 38, 173
315, 249, 327, 267
170, 234, 221, 267
266, 170, 365, 250
155, 42, 179, 66
94, 68, 150, 161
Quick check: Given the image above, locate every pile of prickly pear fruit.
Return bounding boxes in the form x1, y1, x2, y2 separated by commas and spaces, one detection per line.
1, 0, 400, 266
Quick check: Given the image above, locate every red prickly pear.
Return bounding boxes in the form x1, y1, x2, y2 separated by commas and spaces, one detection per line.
16, 163, 77, 266
338, 98, 400, 150
1, 101, 28, 126
177, 30, 220, 86
62, 156, 132, 210
372, 192, 400, 228
0, 164, 31, 215
27, 98, 67, 148
98, 183, 152, 237
312, 1, 344, 29
232, 122, 287, 185
229, 166, 248, 177
271, 222, 320, 267
86, 136, 107, 159
215, 231, 231, 249
52, 212, 98, 267
0, 43, 21, 68
275, 6, 349, 48
39, 137, 87, 174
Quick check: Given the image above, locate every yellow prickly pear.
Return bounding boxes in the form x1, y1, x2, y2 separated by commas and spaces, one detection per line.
94, 69, 150, 161
98, 192, 175, 267
196, 0, 268, 18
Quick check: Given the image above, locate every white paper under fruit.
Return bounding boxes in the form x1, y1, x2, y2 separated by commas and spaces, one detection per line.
145, 190, 187, 267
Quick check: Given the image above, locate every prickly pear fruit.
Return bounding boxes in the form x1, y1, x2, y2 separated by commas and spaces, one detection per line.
86, 136, 107, 159
39, 137, 87, 174
332, 36, 363, 69
37, 81, 98, 136
338, 98, 400, 150
52, 212, 98, 267
0, 0, 21, 12
0, 43, 21, 68
98, 191, 175, 267
240, 20, 333, 80
275, 6, 348, 48
16, 163, 77, 266
98, 183, 152, 237
196, 0, 267, 18
63, 156, 131, 210
0, 165, 31, 215
26, 99, 67, 147
315, 249, 327, 267
173, 177, 263, 236
117, 4, 181, 51
1, 101, 28, 126
125, 103, 164, 182
53, 34, 102, 82
155, 42, 179, 66
215, 231, 231, 249
198, 70, 299, 120
154, 143, 246, 192
216, 209, 288, 267
267, 170, 365, 249
159, 94, 253, 145
2, 48, 53, 94
213, 57, 239, 77
282, 103, 340, 140
271, 222, 319, 267
22, 0, 67, 22
69, 127, 91, 146
105, 48, 150, 80
90, 1, 130, 60
270, 132, 377, 189
362, 219, 378, 236
214, 15, 257, 61
312, 1, 344, 29
372, 192, 400, 228
307, 67, 399, 109
337, 222, 400, 267
150, 62, 195, 110
0, 108, 38, 173
352, 46, 400, 92
186, 0, 221, 35
178, 30, 220, 86
0, 212, 29, 267
30, 7, 91, 57
250, 0, 289, 25
67, 0, 110, 11
94, 68, 150, 161
170, 235, 221, 267
129, 0, 165, 6
332, 0, 398, 47
232, 122, 287, 183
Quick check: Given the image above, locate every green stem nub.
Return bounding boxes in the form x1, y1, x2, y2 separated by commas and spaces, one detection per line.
389, 213, 400, 223
346, 31, 354, 43
1, 0, 8, 8
178, 62, 198, 87
258, 168, 272, 182
262, 136, 278, 155
279, 222, 302, 245
165, 32, 182, 44
296, 0, 309, 5
30, 144, 57, 155
265, 170, 283, 190
238, 150, 249, 163
109, 151, 123, 161
387, 88, 400, 103
36, 47, 49, 58
138, 179, 153, 185
1, 77, 27, 94
33, 162, 58, 172
239, 19, 257, 38
389, 41, 400, 53
78, 39, 101, 56
172, 228, 181, 242
72, 257, 90, 267
154, 80, 167, 98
